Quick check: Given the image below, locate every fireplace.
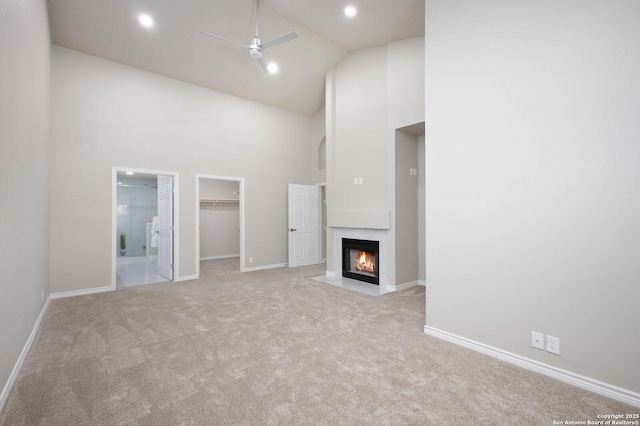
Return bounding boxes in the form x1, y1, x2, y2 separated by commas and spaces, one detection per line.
342, 238, 379, 285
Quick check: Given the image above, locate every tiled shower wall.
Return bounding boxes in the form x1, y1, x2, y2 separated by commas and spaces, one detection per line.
116, 176, 158, 257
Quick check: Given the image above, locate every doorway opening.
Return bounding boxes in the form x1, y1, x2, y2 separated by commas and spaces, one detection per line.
394, 122, 426, 289
196, 174, 245, 278
112, 167, 178, 288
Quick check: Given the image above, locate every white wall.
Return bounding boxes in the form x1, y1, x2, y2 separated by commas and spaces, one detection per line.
325, 37, 425, 280
387, 37, 425, 130
199, 179, 240, 259
425, 0, 640, 394
386, 37, 425, 286
311, 107, 327, 185
0, 0, 50, 407
418, 136, 425, 281
49, 46, 313, 292
328, 46, 388, 227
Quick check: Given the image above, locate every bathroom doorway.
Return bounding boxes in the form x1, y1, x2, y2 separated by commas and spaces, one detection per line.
112, 167, 178, 288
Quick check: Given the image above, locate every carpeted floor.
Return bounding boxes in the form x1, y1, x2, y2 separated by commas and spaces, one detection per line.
0, 258, 635, 425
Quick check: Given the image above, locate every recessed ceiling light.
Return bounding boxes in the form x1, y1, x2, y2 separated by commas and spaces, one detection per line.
126, 171, 134, 175
138, 13, 154, 29
267, 62, 279, 74
344, 6, 357, 18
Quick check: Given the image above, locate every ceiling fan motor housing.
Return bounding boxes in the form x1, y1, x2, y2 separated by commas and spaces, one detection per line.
250, 37, 263, 58
200, 2, 299, 71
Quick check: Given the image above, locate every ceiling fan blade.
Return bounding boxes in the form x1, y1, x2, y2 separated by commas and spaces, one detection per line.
200, 31, 250, 49
260, 31, 299, 51
256, 56, 269, 73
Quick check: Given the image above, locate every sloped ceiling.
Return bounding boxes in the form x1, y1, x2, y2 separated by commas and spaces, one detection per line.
47, 0, 425, 116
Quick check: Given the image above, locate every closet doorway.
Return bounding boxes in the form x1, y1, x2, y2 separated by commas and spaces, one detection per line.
196, 175, 245, 278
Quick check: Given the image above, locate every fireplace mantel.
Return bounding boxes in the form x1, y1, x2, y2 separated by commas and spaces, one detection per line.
327, 209, 390, 230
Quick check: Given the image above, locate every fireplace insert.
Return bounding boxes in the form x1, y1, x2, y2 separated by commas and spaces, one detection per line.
342, 238, 379, 285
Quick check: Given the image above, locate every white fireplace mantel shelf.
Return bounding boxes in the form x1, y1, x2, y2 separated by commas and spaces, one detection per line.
327, 209, 390, 230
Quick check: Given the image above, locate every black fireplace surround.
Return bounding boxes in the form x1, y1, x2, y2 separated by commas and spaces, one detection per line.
342, 238, 380, 285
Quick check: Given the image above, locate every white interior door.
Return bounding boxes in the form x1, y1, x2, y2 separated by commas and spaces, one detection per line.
157, 175, 174, 280
288, 184, 322, 268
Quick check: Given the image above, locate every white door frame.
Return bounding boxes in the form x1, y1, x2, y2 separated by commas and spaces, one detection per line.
195, 174, 245, 277
111, 167, 180, 289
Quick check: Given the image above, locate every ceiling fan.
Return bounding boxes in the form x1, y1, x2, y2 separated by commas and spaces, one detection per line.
200, 0, 299, 73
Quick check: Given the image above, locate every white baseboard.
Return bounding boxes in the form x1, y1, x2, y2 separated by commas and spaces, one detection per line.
0, 296, 51, 414
50, 285, 113, 299
386, 280, 425, 292
423, 326, 640, 408
175, 274, 198, 282
243, 263, 287, 272
200, 254, 240, 261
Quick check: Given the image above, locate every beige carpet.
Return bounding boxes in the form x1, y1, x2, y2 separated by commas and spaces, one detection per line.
1, 258, 634, 425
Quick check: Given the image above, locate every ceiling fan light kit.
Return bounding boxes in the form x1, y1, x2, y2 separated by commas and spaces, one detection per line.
344, 6, 357, 18
138, 13, 154, 29
200, 0, 298, 73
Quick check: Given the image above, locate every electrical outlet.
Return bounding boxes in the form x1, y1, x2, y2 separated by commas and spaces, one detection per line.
249, 256, 253, 264
546, 335, 560, 355
531, 331, 545, 350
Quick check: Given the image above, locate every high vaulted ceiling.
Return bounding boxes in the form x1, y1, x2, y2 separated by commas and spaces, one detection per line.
47, 0, 425, 116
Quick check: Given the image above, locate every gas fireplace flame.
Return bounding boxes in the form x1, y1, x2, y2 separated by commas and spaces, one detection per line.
355, 251, 375, 273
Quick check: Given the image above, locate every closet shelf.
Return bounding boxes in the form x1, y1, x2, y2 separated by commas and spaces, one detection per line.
200, 199, 239, 204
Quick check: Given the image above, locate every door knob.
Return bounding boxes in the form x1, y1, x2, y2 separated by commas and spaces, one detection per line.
289, 228, 297, 232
